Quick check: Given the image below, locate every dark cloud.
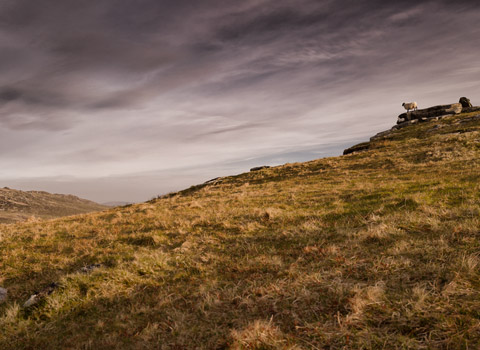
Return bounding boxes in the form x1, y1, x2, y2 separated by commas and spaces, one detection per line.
0, 86, 71, 108
0, 88, 21, 102
0, 0, 467, 115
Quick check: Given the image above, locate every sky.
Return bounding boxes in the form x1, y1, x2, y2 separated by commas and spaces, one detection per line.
1, 0, 480, 203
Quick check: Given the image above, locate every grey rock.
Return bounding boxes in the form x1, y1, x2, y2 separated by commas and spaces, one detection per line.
23, 294, 40, 308
458, 114, 480, 124
343, 141, 370, 155
0, 287, 7, 304
435, 114, 456, 119
459, 97, 472, 108
203, 177, 220, 185
426, 125, 442, 133
23, 282, 58, 308
80, 264, 102, 273
250, 166, 270, 172
395, 115, 452, 130
370, 129, 395, 141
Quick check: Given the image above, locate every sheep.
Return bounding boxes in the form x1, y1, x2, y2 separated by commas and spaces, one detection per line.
402, 102, 418, 113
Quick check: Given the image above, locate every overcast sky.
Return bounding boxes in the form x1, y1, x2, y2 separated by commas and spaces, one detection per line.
1, 0, 479, 203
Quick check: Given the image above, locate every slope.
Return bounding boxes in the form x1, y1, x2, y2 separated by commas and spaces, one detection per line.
1, 111, 480, 349
0, 187, 107, 224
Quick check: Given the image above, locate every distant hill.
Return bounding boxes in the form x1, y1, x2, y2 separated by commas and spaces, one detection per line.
1, 107, 480, 348
0, 187, 107, 223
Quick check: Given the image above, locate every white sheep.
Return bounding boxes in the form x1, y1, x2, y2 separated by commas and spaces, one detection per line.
402, 102, 418, 113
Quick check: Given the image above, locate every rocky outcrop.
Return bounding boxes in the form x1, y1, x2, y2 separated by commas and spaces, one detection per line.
250, 166, 270, 172
460, 106, 480, 113
397, 103, 462, 124
458, 114, 480, 124
203, 177, 220, 185
343, 141, 370, 155
343, 103, 480, 155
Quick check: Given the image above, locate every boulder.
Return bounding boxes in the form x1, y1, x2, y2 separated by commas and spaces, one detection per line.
459, 97, 472, 108
397, 103, 462, 124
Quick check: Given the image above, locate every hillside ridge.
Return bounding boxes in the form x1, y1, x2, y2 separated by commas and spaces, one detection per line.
0, 187, 106, 224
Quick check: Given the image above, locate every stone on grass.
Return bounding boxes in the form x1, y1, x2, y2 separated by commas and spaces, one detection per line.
0, 287, 7, 304
23, 282, 58, 308
80, 264, 102, 273
23, 294, 40, 308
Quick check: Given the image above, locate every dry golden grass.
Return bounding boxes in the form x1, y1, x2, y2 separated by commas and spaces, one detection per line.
1, 112, 480, 349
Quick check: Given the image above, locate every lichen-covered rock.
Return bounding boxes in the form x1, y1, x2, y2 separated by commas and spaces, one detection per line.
459, 97, 472, 108
397, 103, 462, 124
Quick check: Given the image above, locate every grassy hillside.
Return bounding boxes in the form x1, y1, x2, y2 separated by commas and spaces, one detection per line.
0, 188, 107, 224
1, 112, 480, 349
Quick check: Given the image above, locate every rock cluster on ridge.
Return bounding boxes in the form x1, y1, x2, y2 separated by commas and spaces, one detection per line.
343, 98, 479, 155
397, 103, 462, 124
